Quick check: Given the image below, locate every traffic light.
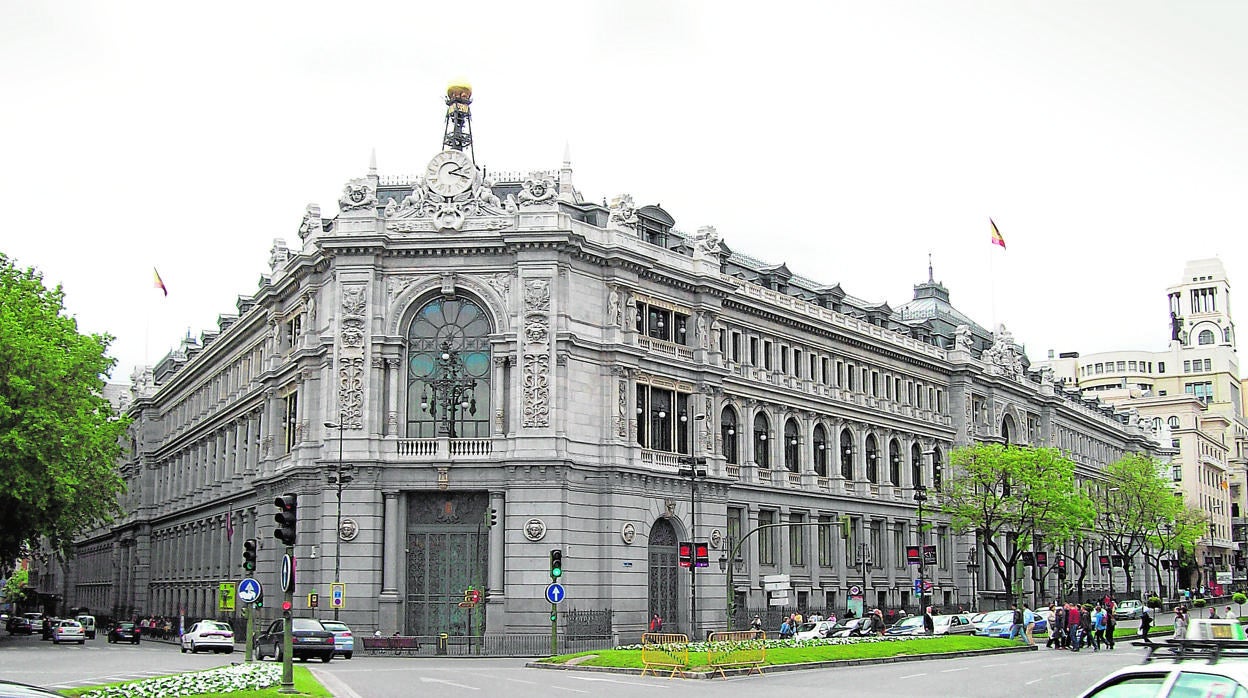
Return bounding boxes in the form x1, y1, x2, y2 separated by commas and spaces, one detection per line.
255, 597, 263, 609
308, 592, 319, 608
1021, 551, 1035, 567
1057, 556, 1067, 579
549, 549, 563, 579
465, 589, 481, 604
274, 493, 298, 546
694, 541, 709, 568
489, 508, 498, 527
242, 539, 258, 572
679, 541, 693, 568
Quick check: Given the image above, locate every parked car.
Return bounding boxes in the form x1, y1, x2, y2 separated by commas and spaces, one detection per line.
792, 620, 838, 640
181, 620, 235, 654
826, 617, 873, 638
254, 618, 334, 663
6, 616, 33, 635
75, 615, 96, 640
885, 616, 926, 636
51, 619, 86, 645
319, 620, 354, 659
1114, 599, 1144, 620
107, 621, 141, 644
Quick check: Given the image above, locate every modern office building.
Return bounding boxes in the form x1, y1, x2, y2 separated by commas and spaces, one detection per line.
1038, 258, 1247, 589
40, 86, 1161, 636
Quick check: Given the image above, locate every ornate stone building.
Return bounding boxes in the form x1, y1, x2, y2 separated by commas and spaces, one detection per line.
50, 87, 1160, 636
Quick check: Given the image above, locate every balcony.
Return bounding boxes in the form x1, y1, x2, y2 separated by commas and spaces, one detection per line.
637, 336, 694, 362
394, 437, 495, 460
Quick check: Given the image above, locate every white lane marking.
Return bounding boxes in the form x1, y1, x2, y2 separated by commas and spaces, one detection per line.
505, 677, 539, 685
899, 672, 927, 679
1050, 672, 1071, 678
567, 675, 672, 688
941, 667, 968, 673
551, 687, 590, 694
1026, 678, 1044, 685
418, 676, 480, 690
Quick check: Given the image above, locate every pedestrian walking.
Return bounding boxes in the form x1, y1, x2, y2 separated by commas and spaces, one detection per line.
1046, 604, 1064, 649
1139, 603, 1154, 644
649, 613, 663, 633
1008, 603, 1025, 641
1023, 603, 1037, 646
1092, 604, 1107, 651
1067, 603, 1083, 651
923, 606, 935, 635
1173, 607, 1188, 640
1105, 604, 1117, 649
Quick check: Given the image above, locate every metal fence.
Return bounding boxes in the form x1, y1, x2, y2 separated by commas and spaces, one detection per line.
360, 632, 616, 657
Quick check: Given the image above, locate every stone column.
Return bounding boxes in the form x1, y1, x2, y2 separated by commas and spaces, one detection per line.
379, 490, 401, 635
387, 357, 402, 438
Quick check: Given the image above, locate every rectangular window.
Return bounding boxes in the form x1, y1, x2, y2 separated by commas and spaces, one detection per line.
844, 517, 856, 567
894, 527, 905, 570
818, 515, 834, 567
1128, 361, 1137, 371
1116, 361, 1125, 371
870, 371, 879, 397
1184, 360, 1191, 373
939, 526, 951, 571
1158, 361, 1165, 373
861, 367, 869, 392
847, 364, 855, 390
836, 360, 845, 387
793, 348, 802, 377
283, 391, 299, 454
870, 520, 884, 569
780, 345, 788, 373
731, 332, 741, 363
790, 512, 806, 566
727, 507, 743, 562
763, 341, 773, 370
821, 357, 829, 385
749, 336, 758, 365
758, 510, 775, 565
1095, 364, 1104, 374
1205, 358, 1212, 371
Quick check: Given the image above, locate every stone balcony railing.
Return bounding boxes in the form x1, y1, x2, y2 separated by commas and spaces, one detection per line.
394, 437, 495, 460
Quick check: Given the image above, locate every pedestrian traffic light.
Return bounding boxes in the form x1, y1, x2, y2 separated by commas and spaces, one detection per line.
679, 541, 693, 568
465, 589, 481, 604
489, 508, 498, 527
549, 549, 563, 579
242, 538, 258, 572
694, 542, 709, 568
308, 592, 319, 608
274, 493, 298, 546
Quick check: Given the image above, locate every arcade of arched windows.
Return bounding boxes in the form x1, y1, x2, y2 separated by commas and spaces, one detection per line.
716, 400, 947, 490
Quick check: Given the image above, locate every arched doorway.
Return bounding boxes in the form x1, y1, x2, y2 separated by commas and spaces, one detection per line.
648, 518, 680, 634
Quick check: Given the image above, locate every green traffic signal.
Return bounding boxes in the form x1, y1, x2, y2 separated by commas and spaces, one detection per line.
550, 613, 557, 622
549, 549, 563, 579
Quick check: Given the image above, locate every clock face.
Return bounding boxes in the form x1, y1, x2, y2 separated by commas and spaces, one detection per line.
426, 150, 477, 197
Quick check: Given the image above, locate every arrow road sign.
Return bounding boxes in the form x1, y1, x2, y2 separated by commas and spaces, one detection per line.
545, 583, 566, 604
281, 554, 296, 594
237, 578, 263, 604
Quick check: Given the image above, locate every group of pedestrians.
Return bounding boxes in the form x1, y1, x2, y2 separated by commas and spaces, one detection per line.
1044, 600, 1117, 651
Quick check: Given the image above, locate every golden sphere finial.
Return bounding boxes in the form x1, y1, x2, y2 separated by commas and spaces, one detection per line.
447, 80, 473, 102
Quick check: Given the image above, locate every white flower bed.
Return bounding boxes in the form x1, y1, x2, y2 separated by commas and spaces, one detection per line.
77, 663, 282, 698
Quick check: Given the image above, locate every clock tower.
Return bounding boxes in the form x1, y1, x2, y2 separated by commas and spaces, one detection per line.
443, 80, 475, 160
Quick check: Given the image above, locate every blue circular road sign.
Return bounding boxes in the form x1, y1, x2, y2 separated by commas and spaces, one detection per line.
545, 583, 566, 604
237, 578, 263, 604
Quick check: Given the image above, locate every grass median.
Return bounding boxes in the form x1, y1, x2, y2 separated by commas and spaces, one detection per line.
542, 635, 1021, 671
60, 663, 331, 698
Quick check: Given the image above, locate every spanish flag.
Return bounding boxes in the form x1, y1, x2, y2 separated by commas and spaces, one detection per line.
990, 219, 1006, 249
153, 267, 168, 296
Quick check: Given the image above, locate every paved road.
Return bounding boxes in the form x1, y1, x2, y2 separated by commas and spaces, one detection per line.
0, 628, 1154, 697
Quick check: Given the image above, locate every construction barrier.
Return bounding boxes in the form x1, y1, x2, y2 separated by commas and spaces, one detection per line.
639, 633, 690, 678
707, 630, 767, 678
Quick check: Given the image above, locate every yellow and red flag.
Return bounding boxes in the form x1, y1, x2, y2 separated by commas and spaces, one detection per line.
990, 219, 1006, 249
153, 267, 168, 296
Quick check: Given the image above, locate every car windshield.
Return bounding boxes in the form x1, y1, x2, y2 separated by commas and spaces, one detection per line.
58, 621, 80, 628
982, 611, 1012, 624
1120, 600, 1141, 608
116, 623, 135, 629
895, 617, 923, 629
204, 621, 232, 631
795, 622, 817, 633
320, 622, 349, 632
291, 619, 325, 632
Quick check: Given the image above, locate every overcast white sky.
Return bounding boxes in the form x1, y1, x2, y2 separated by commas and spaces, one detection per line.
3, 1, 1245, 382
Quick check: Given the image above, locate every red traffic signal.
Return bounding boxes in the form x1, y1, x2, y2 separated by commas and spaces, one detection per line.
274, 493, 298, 546
679, 541, 693, 568
695, 542, 710, 568
281, 601, 292, 611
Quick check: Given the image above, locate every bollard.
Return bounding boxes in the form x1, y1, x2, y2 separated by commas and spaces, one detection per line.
437, 632, 448, 655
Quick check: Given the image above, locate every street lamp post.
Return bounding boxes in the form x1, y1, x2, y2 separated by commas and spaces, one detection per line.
967, 545, 979, 612
323, 419, 354, 621
915, 484, 929, 612
679, 456, 707, 639
417, 340, 478, 437
1104, 486, 1120, 601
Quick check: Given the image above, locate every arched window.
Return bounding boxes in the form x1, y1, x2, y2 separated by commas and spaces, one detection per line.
1001, 413, 1015, 445
932, 447, 944, 491
865, 434, 879, 483
1167, 416, 1180, 430
784, 419, 800, 472
721, 407, 739, 465
754, 413, 770, 469
888, 438, 901, 486
1199, 329, 1215, 345
1225, 327, 1233, 343
911, 443, 923, 487
813, 424, 828, 476
406, 296, 492, 438
840, 429, 854, 479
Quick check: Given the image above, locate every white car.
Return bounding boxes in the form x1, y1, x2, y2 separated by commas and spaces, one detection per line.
51, 619, 86, 645
319, 620, 354, 659
180, 620, 235, 654
793, 620, 838, 640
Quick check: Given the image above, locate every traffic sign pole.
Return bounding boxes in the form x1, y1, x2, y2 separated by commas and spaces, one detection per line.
279, 546, 295, 695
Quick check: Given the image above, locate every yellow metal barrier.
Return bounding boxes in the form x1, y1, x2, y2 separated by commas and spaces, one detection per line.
706, 630, 766, 678
640, 633, 690, 678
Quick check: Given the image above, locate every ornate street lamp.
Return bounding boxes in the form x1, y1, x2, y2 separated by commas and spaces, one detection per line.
915, 484, 929, 611
417, 340, 478, 437
323, 419, 355, 620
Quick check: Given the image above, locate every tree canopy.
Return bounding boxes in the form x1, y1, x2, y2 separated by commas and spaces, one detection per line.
0, 253, 128, 572
941, 443, 1096, 599
1098, 453, 1194, 593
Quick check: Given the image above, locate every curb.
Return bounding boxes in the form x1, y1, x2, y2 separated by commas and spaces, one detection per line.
526, 643, 1038, 679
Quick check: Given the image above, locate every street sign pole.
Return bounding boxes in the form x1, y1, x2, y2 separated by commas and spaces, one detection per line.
244, 571, 254, 664
550, 602, 557, 655
280, 549, 295, 695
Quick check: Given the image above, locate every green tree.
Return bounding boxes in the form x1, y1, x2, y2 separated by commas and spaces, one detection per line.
1145, 503, 1207, 598
2, 568, 32, 609
1098, 454, 1191, 594
0, 254, 128, 572
941, 443, 1095, 606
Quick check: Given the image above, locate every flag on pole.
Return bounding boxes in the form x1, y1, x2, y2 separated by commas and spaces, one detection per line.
226, 507, 234, 542
153, 267, 168, 296
990, 219, 1006, 249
